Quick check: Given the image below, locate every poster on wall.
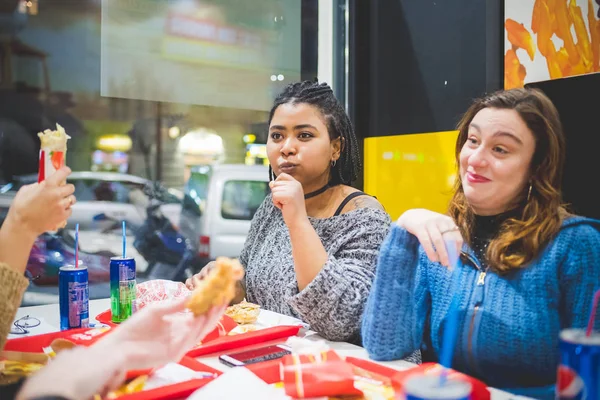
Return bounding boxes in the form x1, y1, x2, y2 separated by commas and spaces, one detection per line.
504, 0, 600, 89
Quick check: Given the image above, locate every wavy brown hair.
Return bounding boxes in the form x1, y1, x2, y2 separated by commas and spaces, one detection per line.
448, 88, 569, 273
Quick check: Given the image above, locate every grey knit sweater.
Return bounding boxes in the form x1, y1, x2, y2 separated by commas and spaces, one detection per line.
240, 195, 391, 342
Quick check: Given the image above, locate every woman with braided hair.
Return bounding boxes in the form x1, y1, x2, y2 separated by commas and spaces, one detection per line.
187, 81, 390, 342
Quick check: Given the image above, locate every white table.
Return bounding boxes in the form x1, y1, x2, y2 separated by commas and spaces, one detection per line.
13, 299, 527, 399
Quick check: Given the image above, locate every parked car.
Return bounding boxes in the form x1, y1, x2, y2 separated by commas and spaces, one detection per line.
179, 164, 270, 266
0, 171, 182, 231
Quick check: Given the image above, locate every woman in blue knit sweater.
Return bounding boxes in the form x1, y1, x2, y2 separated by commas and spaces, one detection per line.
362, 88, 600, 399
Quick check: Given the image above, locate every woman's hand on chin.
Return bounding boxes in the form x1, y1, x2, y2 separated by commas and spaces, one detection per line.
269, 173, 308, 229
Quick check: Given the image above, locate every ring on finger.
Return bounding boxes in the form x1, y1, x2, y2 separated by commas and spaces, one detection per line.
440, 226, 459, 235
64, 195, 75, 208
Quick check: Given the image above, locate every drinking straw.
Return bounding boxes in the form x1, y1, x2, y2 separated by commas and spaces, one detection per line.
439, 239, 461, 386
122, 221, 126, 258
74, 223, 79, 268
585, 289, 600, 337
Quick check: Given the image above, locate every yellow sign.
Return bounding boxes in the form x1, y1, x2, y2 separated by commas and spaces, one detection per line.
96, 134, 133, 152
364, 131, 459, 221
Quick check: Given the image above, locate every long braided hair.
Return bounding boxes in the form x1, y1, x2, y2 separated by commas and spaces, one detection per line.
267, 81, 361, 185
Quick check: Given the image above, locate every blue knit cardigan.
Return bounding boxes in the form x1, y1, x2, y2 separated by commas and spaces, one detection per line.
362, 217, 600, 399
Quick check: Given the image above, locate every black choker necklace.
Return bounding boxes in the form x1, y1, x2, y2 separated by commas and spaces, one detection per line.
304, 183, 330, 199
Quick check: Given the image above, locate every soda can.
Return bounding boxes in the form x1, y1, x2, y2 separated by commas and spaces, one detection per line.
557, 328, 600, 400
110, 257, 136, 323
58, 266, 89, 331
403, 375, 472, 400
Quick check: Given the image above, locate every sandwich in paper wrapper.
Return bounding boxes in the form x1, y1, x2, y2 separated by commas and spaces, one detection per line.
135, 258, 260, 330
132, 258, 256, 339
135, 258, 247, 312
38, 123, 70, 183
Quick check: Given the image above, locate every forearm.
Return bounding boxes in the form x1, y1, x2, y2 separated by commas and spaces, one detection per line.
288, 219, 328, 291
17, 344, 127, 400
362, 225, 426, 360
287, 256, 374, 341
0, 214, 37, 275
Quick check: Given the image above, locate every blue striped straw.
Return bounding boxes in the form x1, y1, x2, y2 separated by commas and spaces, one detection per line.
122, 221, 126, 258
439, 239, 461, 386
74, 223, 79, 268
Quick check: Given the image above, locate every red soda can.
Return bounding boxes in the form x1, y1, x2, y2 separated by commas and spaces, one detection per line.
557, 329, 600, 399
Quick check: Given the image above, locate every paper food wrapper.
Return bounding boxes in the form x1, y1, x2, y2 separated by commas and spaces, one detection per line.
38, 123, 70, 183
136, 279, 191, 310
281, 350, 362, 398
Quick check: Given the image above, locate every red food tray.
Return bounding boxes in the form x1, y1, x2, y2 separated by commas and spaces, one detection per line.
245, 355, 401, 385
116, 357, 221, 400
345, 356, 401, 377
4, 327, 109, 352
185, 325, 301, 358
95, 309, 238, 343
6, 315, 299, 360
94, 309, 118, 327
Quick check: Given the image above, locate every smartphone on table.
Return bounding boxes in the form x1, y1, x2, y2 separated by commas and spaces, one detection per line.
218, 344, 292, 367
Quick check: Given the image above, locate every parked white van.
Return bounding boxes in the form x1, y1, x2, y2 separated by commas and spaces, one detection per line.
179, 164, 270, 266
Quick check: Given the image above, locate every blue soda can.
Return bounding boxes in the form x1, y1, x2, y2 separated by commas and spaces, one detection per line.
110, 256, 136, 323
58, 266, 89, 330
403, 375, 472, 400
557, 329, 600, 400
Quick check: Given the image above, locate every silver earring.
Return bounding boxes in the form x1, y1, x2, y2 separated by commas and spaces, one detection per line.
527, 184, 532, 202
331, 160, 336, 167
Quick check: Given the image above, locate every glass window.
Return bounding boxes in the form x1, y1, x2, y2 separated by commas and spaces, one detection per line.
0, 0, 318, 306
221, 180, 269, 220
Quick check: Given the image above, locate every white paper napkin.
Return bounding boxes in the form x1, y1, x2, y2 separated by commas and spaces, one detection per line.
187, 367, 289, 400
143, 362, 216, 391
